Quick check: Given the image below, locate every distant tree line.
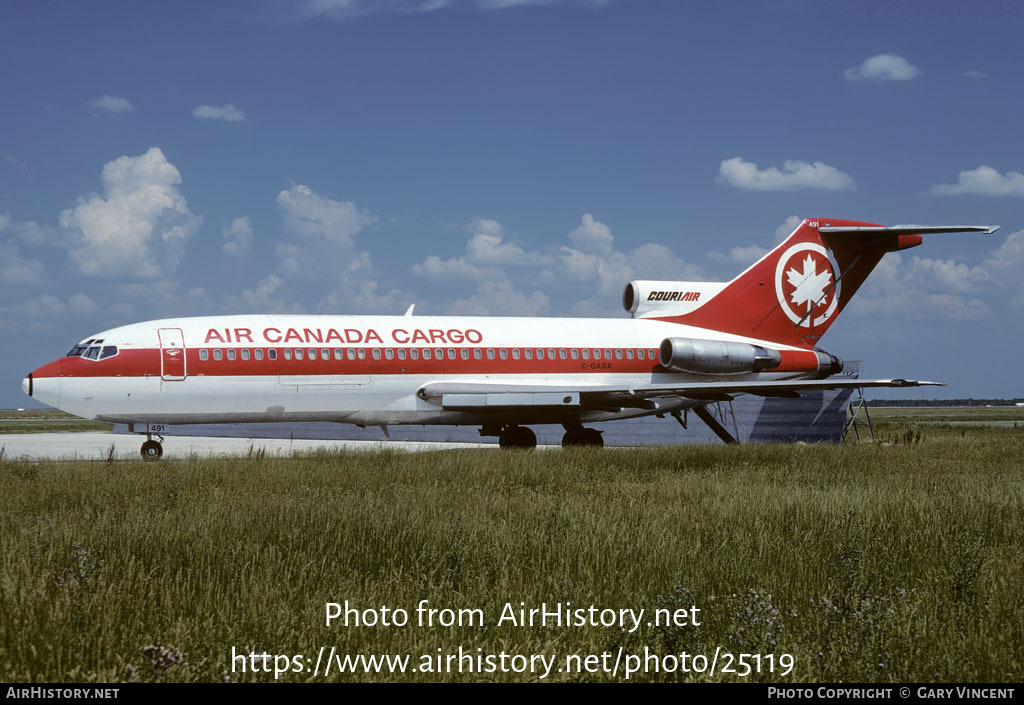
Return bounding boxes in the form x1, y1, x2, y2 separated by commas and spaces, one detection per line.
868, 398, 1024, 407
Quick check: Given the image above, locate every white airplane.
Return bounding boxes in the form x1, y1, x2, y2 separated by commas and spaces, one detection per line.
22, 218, 999, 459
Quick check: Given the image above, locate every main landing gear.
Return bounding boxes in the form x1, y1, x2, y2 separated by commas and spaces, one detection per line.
140, 432, 164, 461
561, 423, 604, 448
498, 425, 537, 450
482, 423, 604, 449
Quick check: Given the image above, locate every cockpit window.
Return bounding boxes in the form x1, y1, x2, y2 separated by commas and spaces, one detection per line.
67, 343, 118, 360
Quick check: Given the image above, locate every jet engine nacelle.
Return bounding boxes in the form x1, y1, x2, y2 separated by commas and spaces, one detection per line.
624, 280, 727, 318
659, 337, 782, 375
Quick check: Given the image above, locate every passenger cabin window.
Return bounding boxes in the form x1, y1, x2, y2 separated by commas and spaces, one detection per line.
398, 349, 407, 360
536, 349, 545, 360
255, 349, 264, 361
582, 349, 590, 359
283, 349, 292, 360
615, 349, 623, 360
268, 349, 277, 360
214, 349, 223, 361
227, 349, 236, 361
525, 349, 533, 360
473, 349, 482, 360
200, 349, 209, 361
461, 349, 469, 360
385, 349, 394, 360
410, 349, 419, 360
423, 349, 431, 360
499, 349, 508, 360
487, 349, 496, 360
512, 349, 521, 360
242, 349, 250, 361
334, 349, 344, 360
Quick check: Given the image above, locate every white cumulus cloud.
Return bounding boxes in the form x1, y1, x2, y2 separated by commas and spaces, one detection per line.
192, 104, 247, 122
929, 165, 1024, 197
706, 245, 768, 266
412, 219, 550, 281
222, 216, 254, 260
296, 0, 607, 21
277, 184, 376, 245
844, 54, 920, 82
59, 147, 200, 279
87, 95, 134, 113
717, 157, 855, 192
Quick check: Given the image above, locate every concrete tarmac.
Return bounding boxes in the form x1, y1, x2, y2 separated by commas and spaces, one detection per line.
0, 432, 491, 461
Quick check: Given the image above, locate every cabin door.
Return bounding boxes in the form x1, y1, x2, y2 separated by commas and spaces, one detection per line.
158, 328, 187, 381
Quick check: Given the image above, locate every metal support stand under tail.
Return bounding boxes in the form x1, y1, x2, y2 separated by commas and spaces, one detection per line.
842, 387, 875, 443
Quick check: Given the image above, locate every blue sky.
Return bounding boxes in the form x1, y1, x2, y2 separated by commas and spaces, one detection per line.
2, 0, 1022, 406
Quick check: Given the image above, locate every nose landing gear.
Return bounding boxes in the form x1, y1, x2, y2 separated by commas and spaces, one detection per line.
140, 433, 164, 461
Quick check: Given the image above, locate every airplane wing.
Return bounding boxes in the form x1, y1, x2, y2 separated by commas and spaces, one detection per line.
417, 378, 940, 411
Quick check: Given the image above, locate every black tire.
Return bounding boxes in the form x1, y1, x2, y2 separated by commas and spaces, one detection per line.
561, 431, 583, 447
141, 440, 163, 461
515, 426, 537, 450
499, 426, 536, 450
581, 428, 604, 447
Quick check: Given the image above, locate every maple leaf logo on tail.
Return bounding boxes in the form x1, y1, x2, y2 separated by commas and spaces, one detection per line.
787, 254, 833, 313
774, 243, 841, 329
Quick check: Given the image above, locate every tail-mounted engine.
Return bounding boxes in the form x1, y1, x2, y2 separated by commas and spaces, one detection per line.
659, 337, 781, 374
624, 280, 726, 318
658, 337, 844, 377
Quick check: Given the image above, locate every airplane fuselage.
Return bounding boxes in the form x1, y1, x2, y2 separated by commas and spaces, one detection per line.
25, 313, 824, 428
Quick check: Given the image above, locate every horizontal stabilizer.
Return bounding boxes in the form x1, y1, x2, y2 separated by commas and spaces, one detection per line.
819, 224, 1000, 236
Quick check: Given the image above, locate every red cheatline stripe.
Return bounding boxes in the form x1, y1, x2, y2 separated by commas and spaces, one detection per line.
48, 346, 822, 378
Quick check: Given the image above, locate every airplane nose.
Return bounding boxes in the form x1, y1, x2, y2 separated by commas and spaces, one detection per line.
26, 359, 62, 407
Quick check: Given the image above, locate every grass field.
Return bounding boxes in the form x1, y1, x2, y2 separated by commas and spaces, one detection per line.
0, 409, 112, 434
1, 409, 1022, 682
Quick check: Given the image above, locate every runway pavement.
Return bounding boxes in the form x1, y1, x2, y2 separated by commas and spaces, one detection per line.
0, 432, 491, 461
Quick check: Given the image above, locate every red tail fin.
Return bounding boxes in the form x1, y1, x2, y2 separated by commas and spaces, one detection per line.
663, 218, 924, 348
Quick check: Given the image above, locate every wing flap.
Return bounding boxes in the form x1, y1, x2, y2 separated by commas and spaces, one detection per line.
419, 378, 941, 411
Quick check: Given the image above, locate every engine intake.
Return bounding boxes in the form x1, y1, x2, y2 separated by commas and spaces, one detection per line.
659, 337, 782, 375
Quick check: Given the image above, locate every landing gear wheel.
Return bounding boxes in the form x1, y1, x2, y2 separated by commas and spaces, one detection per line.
498, 426, 537, 450
141, 440, 163, 461
561, 428, 604, 448
581, 428, 604, 447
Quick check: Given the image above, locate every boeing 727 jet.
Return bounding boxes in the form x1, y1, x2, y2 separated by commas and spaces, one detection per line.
22, 218, 999, 458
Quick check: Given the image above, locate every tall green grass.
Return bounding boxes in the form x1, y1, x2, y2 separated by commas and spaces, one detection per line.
2, 423, 1022, 682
